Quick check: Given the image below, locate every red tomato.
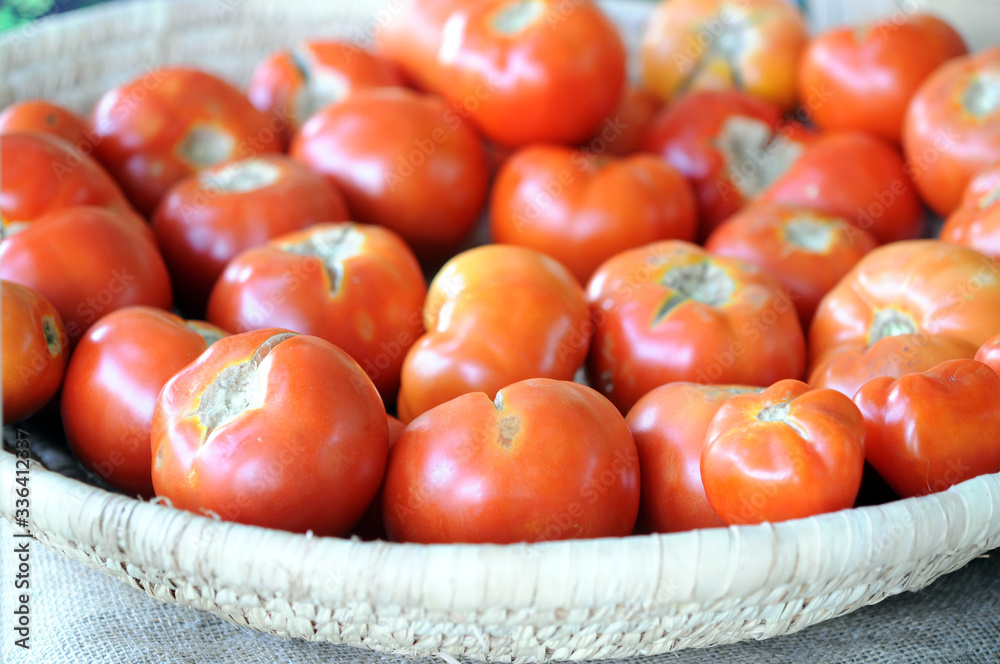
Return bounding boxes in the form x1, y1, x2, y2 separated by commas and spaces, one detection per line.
0, 206, 173, 345
586, 241, 806, 413
207, 222, 427, 403
0, 100, 91, 147
853, 359, 1000, 498
375, 0, 457, 92
91, 68, 284, 216
705, 203, 878, 326
151, 328, 389, 536
641, 0, 808, 112
398, 244, 589, 422
975, 332, 1000, 378
151, 154, 350, 315
60, 307, 226, 498
383, 378, 639, 543
248, 40, 404, 142
290, 88, 488, 262
434, 0, 626, 147
489, 145, 698, 283
939, 160, 1000, 260
797, 14, 966, 144
1, 281, 68, 423
903, 46, 1000, 216
701, 379, 866, 524
588, 84, 662, 157
626, 383, 759, 533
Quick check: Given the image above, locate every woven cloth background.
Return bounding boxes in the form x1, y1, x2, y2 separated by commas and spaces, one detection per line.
1, 522, 997, 663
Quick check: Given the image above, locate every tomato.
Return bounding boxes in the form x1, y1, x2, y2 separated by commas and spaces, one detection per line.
151, 328, 389, 536
701, 379, 866, 524
903, 46, 1000, 217
375, 0, 457, 92
1, 132, 136, 234
151, 154, 350, 315
640, 0, 808, 112
641, 90, 808, 236
290, 88, 488, 262
489, 145, 698, 283
248, 40, 404, 143
383, 377, 639, 543
0, 100, 91, 147
808, 333, 978, 398
939, 160, 1000, 260
0, 206, 173, 345
626, 383, 760, 533
589, 84, 662, 157
760, 131, 925, 244
398, 244, 589, 422
705, 203, 878, 326
207, 223, 427, 403
797, 14, 966, 145
60, 307, 226, 498
853, 359, 1000, 498
1, 281, 68, 423
809, 240, 1000, 366
91, 68, 284, 216
976, 332, 1000, 378
586, 241, 806, 413
434, 0, 626, 147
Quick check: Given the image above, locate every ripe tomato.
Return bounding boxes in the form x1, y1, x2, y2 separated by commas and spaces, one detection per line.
853, 359, 1000, 498
152, 154, 350, 315
1, 132, 136, 234
61, 307, 226, 498
383, 378, 639, 543
975, 332, 1000, 378
0, 206, 172, 345
151, 328, 389, 536
490, 145, 698, 283
903, 46, 1000, 216
589, 84, 662, 157
207, 223, 427, 403
626, 383, 760, 533
1, 281, 68, 423
701, 379, 866, 524
435, 0, 626, 147
809, 240, 1000, 366
705, 203, 878, 326
0, 100, 91, 147
398, 244, 589, 422
248, 40, 404, 143
586, 241, 806, 413
939, 160, 1000, 260
91, 68, 284, 216
640, 0, 808, 112
797, 14, 966, 145
375, 0, 456, 92
290, 88, 488, 262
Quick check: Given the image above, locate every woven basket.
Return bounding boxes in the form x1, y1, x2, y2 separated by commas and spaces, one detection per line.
3, 0, 1000, 660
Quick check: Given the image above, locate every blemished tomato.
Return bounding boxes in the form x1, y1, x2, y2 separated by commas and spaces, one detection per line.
397, 244, 589, 422
589, 84, 662, 157
0, 206, 172, 345
586, 241, 806, 414
626, 383, 760, 533
247, 40, 404, 143
60, 307, 227, 498
152, 154, 350, 315
939, 160, 1000, 260
375, 0, 457, 92
640, 0, 808, 112
809, 240, 1000, 366
1, 132, 137, 234
383, 378, 640, 544
705, 203, 878, 327
975, 332, 1000, 378
903, 46, 1000, 217
151, 328, 389, 536
853, 359, 1000, 498
1, 281, 68, 423
290, 88, 489, 262
797, 13, 967, 145
91, 67, 284, 216
0, 100, 91, 147
207, 223, 427, 403
701, 379, 866, 524
489, 145, 698, 283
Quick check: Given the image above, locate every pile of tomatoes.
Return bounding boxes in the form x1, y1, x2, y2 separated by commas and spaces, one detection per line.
4, 0, 1000, 545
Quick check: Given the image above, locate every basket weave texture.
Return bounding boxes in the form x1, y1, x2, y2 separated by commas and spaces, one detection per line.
2, 0, 1000, 661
